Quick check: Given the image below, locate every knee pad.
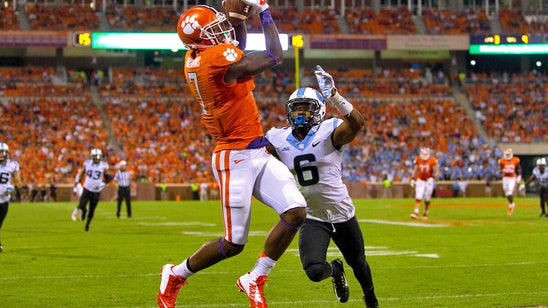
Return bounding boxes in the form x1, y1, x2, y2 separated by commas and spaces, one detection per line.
304, 262, 329, 282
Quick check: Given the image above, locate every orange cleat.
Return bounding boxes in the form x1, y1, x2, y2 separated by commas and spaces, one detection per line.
157, 264, 187, 308
237, 272, 268, 308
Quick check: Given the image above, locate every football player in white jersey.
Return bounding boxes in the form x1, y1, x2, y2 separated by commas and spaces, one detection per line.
523, 158, 548, 217
73, 148, 111, 232
0, 142, 23, 252
266, 66, 379, 307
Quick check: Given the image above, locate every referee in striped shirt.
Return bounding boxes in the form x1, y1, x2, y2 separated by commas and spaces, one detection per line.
114, 160, 132, 218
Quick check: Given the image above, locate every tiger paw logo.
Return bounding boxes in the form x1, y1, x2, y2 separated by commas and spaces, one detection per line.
223, 48, 239, 62
180, 16, 200, 35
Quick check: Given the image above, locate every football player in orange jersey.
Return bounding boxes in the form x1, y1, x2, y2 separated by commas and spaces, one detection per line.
497, 148, 522, 215
158, 2, 307, 308
410, 147, 440, 219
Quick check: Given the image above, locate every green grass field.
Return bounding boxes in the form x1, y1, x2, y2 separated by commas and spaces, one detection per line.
0, 197, 546, 307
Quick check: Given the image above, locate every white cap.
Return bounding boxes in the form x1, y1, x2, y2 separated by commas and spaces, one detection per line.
118, 160, 127, 168
537, 158, 546, 166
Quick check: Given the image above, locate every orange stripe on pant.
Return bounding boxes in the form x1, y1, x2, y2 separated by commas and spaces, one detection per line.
216, 150, 233, 243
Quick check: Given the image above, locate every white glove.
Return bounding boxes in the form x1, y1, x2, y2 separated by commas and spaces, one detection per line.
241, 0, 269, 13
410, 179, 416, 187
97, 183, 106, 191
73, 183, 82, 194
314, 65, 335, 98
6, 185, 14, 192
518, 183, 525, 192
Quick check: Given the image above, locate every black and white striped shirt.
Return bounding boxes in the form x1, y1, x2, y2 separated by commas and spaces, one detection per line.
114, 170, 131, 187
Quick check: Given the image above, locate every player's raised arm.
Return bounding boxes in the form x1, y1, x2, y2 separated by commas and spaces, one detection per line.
224, 0, 282, 82
315, 65, 365, 148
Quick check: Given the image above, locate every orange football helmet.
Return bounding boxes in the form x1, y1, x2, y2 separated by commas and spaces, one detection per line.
177, 5, 237, 50
419, 147, 431, 160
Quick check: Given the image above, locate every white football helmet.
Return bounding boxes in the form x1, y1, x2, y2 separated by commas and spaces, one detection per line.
503, 148, 513, 160
419, 147, 431, 160
91, 148, 102, 163
0, 142, 9, 163
537, 158, 546, 166
286, 87, 326, 132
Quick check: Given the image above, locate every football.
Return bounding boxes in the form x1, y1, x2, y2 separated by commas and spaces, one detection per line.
222, 0, 252, 26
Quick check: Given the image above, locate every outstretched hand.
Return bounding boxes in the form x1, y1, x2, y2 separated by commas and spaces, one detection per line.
314, 65, 335, 99
241, 0, 269, 13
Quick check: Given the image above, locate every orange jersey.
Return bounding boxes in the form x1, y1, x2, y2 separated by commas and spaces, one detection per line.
498, 157, 520, 178
414, 156, 438, 181
184, 44, 264, 152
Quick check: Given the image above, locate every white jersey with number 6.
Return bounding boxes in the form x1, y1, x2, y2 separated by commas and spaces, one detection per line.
266, 118, 355, 223
0, 160, 19, 203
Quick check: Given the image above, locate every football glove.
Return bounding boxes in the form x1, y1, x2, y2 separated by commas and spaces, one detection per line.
97, 183, 106, 191
73, 183, 83, 195
518, 182, 525, 192
410, 179, 416, 187
314, 65, 335, 98
6, 185, 14, 192
241, 0, 269, 13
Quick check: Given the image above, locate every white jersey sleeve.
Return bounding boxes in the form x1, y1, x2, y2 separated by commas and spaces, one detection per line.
266, 118, 355, 223
82, 160, 109, 192
0, 160, 20, 203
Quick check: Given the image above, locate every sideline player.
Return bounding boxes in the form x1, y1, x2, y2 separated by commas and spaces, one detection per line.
523, 158, 548, 217
266, 66, 379, 307
157, 2, 307, 308
73, 148, 110, 231
410, 147, 440, 219
498, 148, 521, 215
0, 142, 23, 252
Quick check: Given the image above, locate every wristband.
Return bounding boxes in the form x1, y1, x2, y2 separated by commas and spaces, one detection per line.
328, 92, 354, 116
260, 8, 273, 26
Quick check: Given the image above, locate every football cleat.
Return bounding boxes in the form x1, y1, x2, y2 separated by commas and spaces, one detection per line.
0, 243, 3, 253
236, 272, 268, 308
363, 294, 380, 308
508, 207, 514, 216
158, 264, 187, 308
331, 259, 349, 303
422, 213, 428, 220
410, 212, 419, 219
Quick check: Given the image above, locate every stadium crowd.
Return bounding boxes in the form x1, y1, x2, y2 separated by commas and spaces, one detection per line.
2, 64, 544, 189
0, 3, 544, 36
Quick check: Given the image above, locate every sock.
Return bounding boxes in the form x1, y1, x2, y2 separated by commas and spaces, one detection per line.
249, 252, 276, 279
509, 203, 515, 209
172, 259, 195, 279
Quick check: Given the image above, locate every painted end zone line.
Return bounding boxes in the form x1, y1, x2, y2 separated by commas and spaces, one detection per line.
360, 219, 449, 227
